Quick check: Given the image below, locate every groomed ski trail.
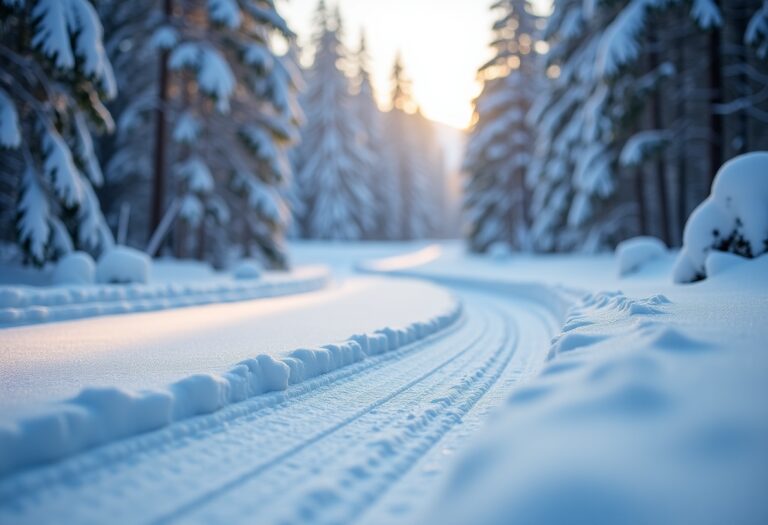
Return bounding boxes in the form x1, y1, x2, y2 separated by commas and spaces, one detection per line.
0, 285, 559, 525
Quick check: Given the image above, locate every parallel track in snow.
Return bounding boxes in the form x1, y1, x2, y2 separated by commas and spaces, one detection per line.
0, 286, 557, 525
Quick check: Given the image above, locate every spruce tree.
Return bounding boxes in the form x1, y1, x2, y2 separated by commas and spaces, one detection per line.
464, 0, 539, 253
387, 55, 437, 239
145, 0, 300, 267
0, 0, 116, 266
294, 3, 374, 240
353, 33, 396, 239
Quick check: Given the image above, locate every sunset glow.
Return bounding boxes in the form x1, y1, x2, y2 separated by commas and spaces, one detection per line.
280, 0, 497, 129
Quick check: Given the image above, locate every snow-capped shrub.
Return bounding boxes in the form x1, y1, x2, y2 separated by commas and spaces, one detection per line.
704, 251, 748, 279
674, 152, 768, 283
233, 260, 262, 280
52, 252, 96, 285
616, 236, 667, 277
96, 246, 151, 284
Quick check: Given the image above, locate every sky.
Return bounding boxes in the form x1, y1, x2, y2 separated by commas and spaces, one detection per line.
278, 0, 498, 130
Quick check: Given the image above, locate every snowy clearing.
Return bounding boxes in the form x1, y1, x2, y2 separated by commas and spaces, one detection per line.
0, 242, 766, 525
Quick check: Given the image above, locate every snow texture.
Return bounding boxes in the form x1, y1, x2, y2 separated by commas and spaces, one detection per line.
95, 246, 151, 284
169, 43, 235, 113
674, 152, 768, 283
616, 236, 667, 277
30, 0, 116, 96
51, 252, 96, 286
0, 88, 21, 148
0, 297, 462, 476
232, 259, 262, 280
423, 260, 768, 525
0, 265, 329, 328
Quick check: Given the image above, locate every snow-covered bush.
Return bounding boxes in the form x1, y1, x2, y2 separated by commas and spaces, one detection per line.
52, 252, 96, 286
232, 260, 262, 280
616, 236, 667, 277
674, 152, 768, 283
96, 247, 151, 284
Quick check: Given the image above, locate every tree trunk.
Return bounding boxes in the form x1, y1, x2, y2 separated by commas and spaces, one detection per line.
649, 25, 671, 245
150, 0, 173, 242
635, 169, 647, 236
708, 1, 724, 185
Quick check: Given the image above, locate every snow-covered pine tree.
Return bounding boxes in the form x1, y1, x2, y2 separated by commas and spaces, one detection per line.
144, 0, 300, 267
96, 0, 160, 247
0, 0, 116, 266
294, 3, 374, 240
353, 33, 396, 239
527, 0, 627, 253
464, 0, 539, 253
386, 55, 438, 240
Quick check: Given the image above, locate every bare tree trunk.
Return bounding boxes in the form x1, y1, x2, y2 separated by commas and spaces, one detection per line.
649, 25, 671, 245
635, 169, 647, 236
708, 0, 724, 185
150, 0, 173, 242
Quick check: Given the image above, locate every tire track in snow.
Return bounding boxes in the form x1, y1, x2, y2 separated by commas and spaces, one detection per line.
0, 301, 487, 524
0, 288, 560, 525
179, 300, 515, 525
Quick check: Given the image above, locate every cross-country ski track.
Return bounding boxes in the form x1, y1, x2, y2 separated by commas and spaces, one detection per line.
0, 281, 561, 525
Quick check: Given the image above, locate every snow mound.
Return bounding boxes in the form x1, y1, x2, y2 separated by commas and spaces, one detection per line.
232, 259, 262, 280
0, 266, 330, 328
674, 152, 768, 283
0, 298, 463, 476
51, 252, 95, 285
95, 246, 151, 284
616, 236, 667, 276
425, 286, 768, 525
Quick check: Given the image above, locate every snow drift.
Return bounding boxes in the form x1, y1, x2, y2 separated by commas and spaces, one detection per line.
0, 266, 329, 328
615, 236, 667, 277
0, 298, 463, 476
95, 246, 150, 284
674, 152, 768, 283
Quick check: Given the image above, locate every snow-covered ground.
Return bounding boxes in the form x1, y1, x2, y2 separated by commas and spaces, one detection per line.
0, 256, 330, 328
0, 241, 766, 524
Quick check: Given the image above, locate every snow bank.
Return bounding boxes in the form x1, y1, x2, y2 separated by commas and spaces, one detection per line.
95, 246, 151, 284
674, 152, 768, 283
615, 236, 667, 276
0, 266, 330, 328
232, 259, 262, 280
51, 252, 95, 286
0, 298, 463, 476
423, 287, 768, 525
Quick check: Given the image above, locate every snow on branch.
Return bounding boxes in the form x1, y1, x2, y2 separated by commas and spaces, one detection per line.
208, 0, 241, 29
31, 0, 117, 97
169, 43, 235, 113
746, 0, 768, 59
619, 130, 672, 167
0, 88, 21, 148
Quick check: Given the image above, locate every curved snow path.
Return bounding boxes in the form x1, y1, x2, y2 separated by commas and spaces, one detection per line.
0, 286, 558, 525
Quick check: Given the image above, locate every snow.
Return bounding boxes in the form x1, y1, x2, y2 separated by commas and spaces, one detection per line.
95, 246, 150, 284
0, 276, 460, 475
674, 152, 768, 283
0, 87, 21, 148
232, 259, 262, 280
31, 0, 116, 97
51, 252, 95, 286
169, 43, 235, 113
420, 258, 768, 525
615, 236, 667, 277
0, 241, 766, 523
208, 0, 241, 29
0, 258, 329, 328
